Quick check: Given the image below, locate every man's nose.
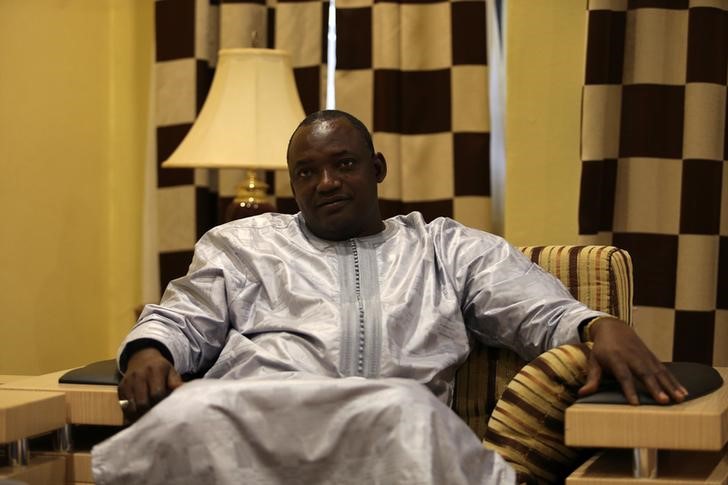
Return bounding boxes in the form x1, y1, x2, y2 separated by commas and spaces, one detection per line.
316, 168, 341, 192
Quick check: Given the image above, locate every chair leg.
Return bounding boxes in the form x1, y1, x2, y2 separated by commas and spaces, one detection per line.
632, 447, 657, 478
53, 424, 73, 452
9, 438, 29, 466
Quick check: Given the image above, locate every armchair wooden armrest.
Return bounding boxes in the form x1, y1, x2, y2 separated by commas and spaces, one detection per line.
565, 367, 728, 483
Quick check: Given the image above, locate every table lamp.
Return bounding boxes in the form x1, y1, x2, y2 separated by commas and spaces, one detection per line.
162, 48, 306, 220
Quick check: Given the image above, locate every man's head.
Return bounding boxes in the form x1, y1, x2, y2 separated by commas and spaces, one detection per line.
287, 110, 387, 241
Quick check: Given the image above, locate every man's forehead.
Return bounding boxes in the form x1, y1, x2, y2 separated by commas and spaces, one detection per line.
291, 118, 362, 153
308, 119, 339, 137
297, 118, 351, 140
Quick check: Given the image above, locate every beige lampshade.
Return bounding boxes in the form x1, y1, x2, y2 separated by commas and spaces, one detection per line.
162, 48, 305, 170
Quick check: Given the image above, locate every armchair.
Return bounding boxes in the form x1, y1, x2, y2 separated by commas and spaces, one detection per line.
0, 245, 633, 483
453, 244, 634, 438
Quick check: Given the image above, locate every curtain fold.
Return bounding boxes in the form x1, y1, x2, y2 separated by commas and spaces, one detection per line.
579, 0, 728, 366
153, 0, 493, 292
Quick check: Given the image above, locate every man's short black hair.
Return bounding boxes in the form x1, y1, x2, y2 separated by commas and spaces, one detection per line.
287, 110, 375, 162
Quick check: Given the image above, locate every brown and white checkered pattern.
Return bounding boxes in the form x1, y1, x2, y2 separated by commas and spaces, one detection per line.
332, 0, 492, 231
579, 0, 728, 366
155, 0, 326, 290
154, 0, 493, 292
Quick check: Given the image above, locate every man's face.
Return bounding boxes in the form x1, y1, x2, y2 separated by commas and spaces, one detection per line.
287, 118, 387, 241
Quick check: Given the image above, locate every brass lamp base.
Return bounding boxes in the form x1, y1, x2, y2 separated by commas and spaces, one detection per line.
224, 169, 276, 221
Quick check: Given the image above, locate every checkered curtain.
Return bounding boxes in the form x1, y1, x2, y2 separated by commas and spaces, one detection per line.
579, 0, 728, 366
154, 0, 325, 290
332, 0, 492, 231
154, 0, 492, 291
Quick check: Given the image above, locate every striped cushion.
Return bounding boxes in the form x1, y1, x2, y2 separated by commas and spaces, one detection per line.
452, 245, 633, 438
484, 344, 595, 484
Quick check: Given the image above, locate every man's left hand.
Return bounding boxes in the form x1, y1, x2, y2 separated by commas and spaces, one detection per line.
578, 317, 688, 405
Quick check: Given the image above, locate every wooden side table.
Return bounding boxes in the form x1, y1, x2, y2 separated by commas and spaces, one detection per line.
0, 370, 121, 484
565, 367, 728, 484
0, 389, 67, 482
0, 370, 122, 426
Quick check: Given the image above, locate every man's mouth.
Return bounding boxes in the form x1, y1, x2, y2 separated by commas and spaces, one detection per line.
316, 197, 349, 209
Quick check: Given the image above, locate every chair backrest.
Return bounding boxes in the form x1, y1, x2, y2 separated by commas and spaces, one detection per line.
452, 245, 634, 439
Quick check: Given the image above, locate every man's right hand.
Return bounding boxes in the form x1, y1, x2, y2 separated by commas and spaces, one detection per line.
118, 347, 183, 423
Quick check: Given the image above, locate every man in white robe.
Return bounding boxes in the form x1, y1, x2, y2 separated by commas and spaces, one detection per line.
92, 110, 685, 484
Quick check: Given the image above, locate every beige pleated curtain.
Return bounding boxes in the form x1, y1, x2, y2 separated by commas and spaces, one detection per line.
579, 0, 728, 366
153, 0, 492, 291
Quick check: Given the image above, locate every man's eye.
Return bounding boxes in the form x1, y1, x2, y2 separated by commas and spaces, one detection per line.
296, 168, 312, 178
339, 159, 355, 169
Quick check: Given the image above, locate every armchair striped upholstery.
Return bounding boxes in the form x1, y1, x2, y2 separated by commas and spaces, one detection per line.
452, 245, 634, 439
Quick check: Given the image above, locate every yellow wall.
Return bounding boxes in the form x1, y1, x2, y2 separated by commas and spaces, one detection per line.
503, 1, 587, 246
0, 0, 152, 374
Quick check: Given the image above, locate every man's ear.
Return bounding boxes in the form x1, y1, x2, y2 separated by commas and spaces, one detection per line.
373, 152, 387, 183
